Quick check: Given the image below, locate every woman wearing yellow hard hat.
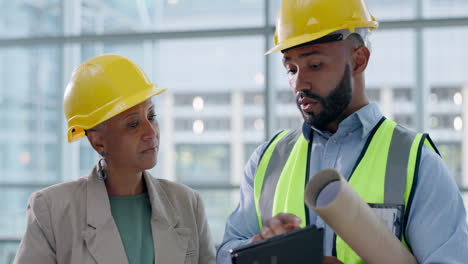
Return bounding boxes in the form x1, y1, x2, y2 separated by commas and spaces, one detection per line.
14, 54, 215, 264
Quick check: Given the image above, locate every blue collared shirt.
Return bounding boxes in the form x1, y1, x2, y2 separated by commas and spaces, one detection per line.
216, 103, 468, 263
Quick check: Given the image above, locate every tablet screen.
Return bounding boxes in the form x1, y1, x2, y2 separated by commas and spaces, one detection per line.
230, 225, 324, 264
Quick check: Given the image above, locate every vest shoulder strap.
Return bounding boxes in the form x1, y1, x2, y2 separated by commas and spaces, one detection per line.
258, 129, 302, 223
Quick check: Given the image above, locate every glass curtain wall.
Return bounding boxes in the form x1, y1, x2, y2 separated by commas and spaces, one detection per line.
1, 0, 468, 262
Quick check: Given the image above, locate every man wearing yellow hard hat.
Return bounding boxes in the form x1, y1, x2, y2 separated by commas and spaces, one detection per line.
217, 0, 468, 263
14, 54, 216, 264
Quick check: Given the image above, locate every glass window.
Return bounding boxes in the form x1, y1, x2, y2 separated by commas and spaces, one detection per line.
0, 0, 62, 39
244, 117, 265, 132
243, 92, 263, 105
176, 144, 230, 184
0, 188, 38, 238
0, 46, 62, 184
276, 116, 302, 130
244, 143, 260, 164
0, 186, 42, 263
81, 0, 264, 34
267, 39, 292, 91
425, 27, 468, 186
424, 28, 468, 88
394, 114, 414, 128
276, 90, 295, 105
367, 0, 416, 20
157, 36, 265, 187
423, 0, 468, 18
173, 93, 231, 106
175, 118, 231, 132
367, 88, 381, 102
269, 0, 281, 25
430, 86, 461, 103
198, 189, 239, 245
437, 143, 463, 185
366, 30, 416, 127
394, 87, 413, 102
79, 142, 99, 177
0, 45, 62, 259
81, 42, 148, 67
0, 241, 19, 264
430, 114, 462, 129
156, 36, 264, 90
78, 37, 266, 187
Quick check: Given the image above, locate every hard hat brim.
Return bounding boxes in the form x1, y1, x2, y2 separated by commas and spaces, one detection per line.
67, 85, 167, 142
265, 21, 378, 55
265, 28, 338, 55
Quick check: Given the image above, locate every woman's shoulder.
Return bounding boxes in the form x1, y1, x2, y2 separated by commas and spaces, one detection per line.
28, 177, 88, 209
35, 176, 87, 196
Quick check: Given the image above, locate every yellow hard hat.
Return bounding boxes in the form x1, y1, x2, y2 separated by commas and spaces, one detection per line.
266, 0, 379, 54
63, 54, 167, 142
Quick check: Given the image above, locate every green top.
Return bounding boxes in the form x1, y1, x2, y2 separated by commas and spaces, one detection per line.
109, 193, 154, 264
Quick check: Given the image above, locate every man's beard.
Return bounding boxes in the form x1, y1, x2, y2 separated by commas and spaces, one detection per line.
296, 64, 352, 130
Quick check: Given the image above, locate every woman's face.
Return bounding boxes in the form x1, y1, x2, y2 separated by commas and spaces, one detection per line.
88, 99, 160, 172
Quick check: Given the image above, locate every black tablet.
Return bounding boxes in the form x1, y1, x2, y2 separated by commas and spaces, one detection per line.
230, 225, 324, 264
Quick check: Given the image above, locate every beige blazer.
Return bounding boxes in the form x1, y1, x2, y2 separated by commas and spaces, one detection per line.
14, 168, 215, 264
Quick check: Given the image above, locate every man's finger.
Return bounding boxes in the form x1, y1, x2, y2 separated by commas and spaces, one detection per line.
260, 226, 275, 239
251, 234, 263, 242
323, 256, 344, 264
274, 213, 302, 226
265, 217, 289, 235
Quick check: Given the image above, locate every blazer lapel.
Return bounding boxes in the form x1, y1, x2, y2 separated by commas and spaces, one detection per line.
144, 173, 190, 264
82, 168, 128, 264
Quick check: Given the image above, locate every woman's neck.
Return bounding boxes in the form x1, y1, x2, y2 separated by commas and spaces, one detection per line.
104, 165, 147, 196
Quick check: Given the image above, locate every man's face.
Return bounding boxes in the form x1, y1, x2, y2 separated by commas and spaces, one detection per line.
282, 40, 353, 130
296, 65, 352, 129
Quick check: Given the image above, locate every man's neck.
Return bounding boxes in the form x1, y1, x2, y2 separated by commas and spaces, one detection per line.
324, 101, 369, 133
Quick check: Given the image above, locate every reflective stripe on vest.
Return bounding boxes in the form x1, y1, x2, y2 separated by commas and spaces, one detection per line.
336, 119, 420, 263
253, 118, 437, 263
255, 128, 309, 228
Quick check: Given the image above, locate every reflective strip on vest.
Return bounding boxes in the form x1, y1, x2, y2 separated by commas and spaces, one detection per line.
253, 118, 435, 263
258, 129, 303, 225
385, 124, 418, 204
337, 119, 422, 264
254, 130, 290, 228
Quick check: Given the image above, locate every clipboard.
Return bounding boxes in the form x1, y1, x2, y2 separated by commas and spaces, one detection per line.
230, 225, 324, 264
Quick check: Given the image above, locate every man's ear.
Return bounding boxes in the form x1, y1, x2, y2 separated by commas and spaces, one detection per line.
86, 130, 105, 154
352, 45, 370, 74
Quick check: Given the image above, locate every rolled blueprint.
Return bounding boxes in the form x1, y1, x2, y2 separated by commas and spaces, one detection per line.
304, 169, 417, 264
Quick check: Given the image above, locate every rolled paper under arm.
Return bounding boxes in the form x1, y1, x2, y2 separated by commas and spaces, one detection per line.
304, 169, 417, 264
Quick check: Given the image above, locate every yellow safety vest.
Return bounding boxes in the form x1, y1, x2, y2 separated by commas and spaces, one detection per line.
253, 118, 438, 264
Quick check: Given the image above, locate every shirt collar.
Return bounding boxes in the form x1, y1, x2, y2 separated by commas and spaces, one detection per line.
302, 102, 384, 142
